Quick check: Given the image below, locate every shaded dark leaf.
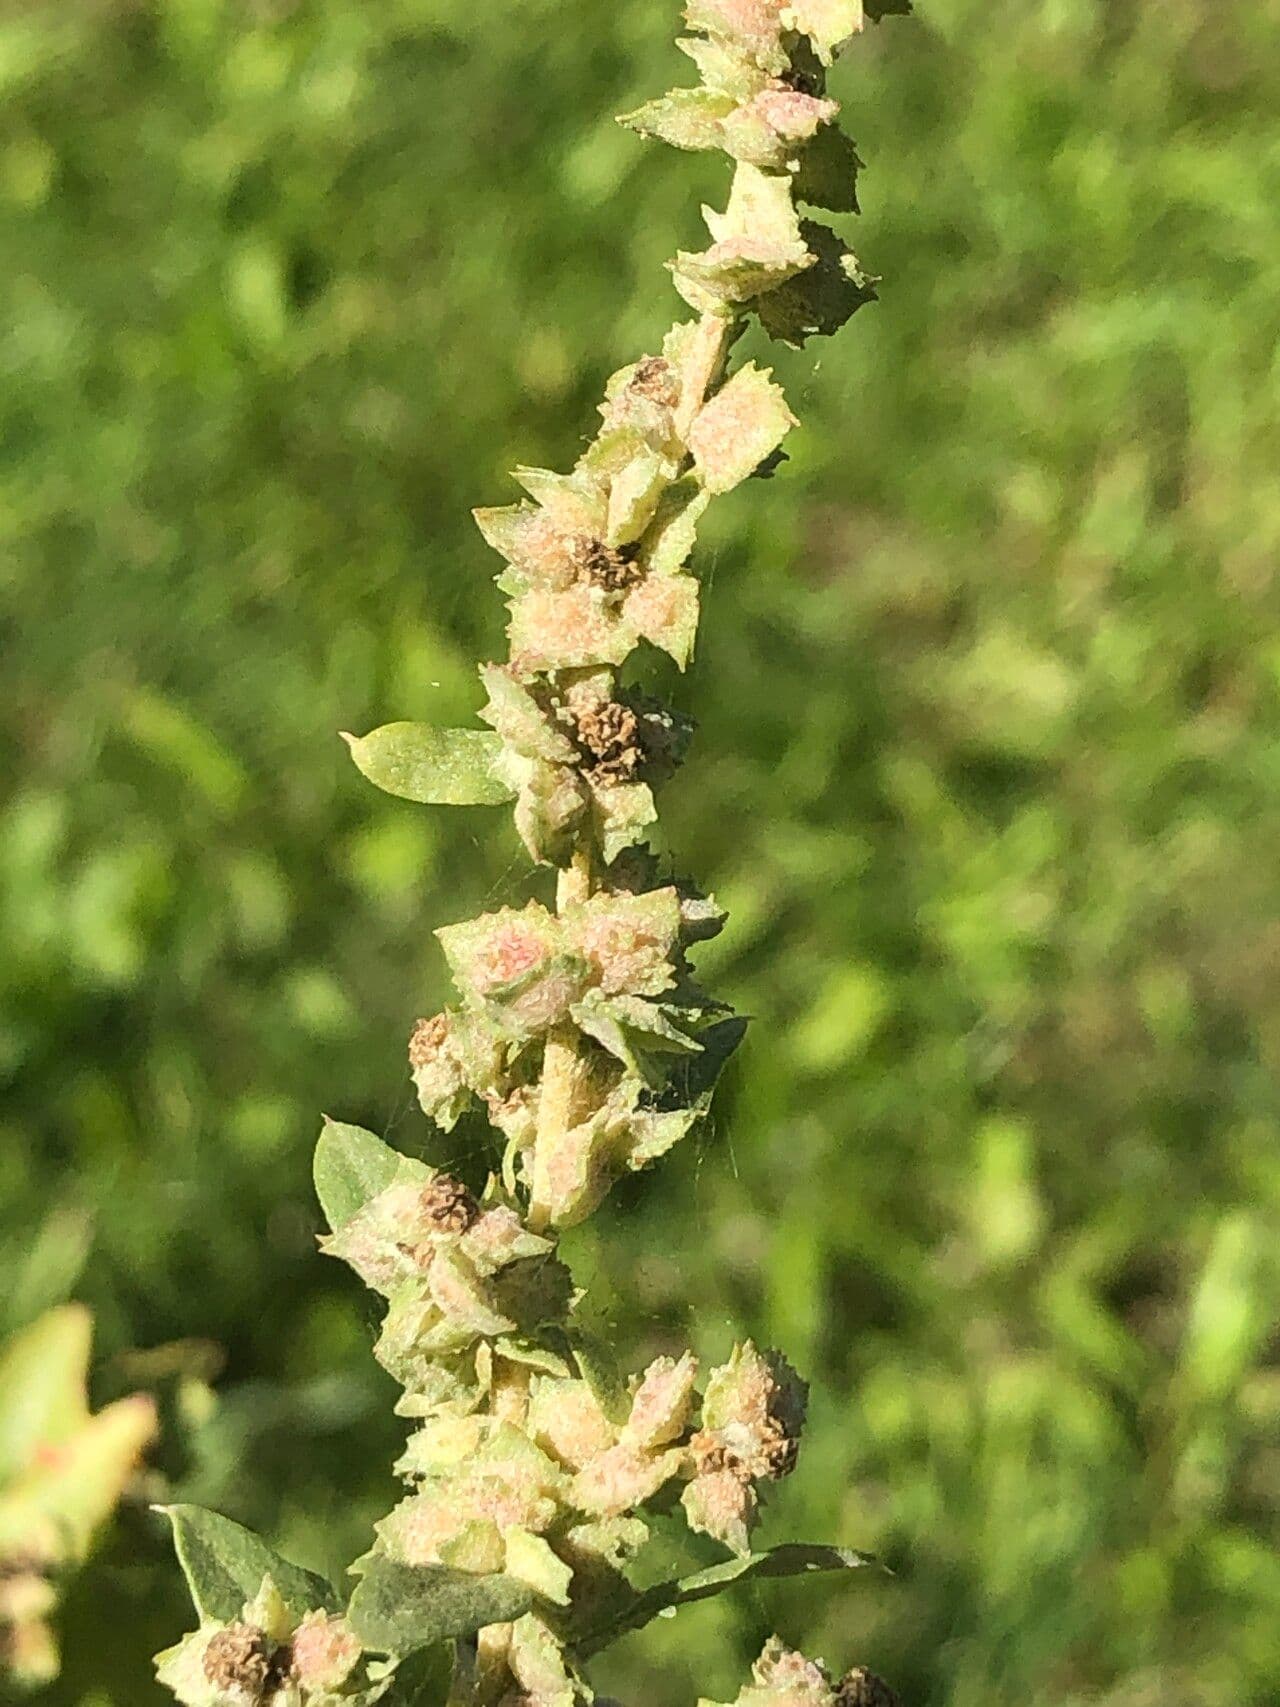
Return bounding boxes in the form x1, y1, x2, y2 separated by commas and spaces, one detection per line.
348, 1556, 534, 1656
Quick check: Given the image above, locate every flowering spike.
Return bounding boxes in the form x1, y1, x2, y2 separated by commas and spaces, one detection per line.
155, 4, 910, 1706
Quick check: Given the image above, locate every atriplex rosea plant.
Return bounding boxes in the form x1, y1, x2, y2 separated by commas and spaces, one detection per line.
155, 4, 909, 1706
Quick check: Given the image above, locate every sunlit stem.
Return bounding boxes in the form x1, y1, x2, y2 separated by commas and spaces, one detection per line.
528, 846, 594, 1232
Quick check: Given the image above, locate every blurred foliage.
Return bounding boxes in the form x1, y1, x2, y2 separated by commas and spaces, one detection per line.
2, 0, 1279, 1703
0, 1307, 154, 1688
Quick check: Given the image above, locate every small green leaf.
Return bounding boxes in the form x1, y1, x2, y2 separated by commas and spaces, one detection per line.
314, 1118, 403, 1232
755, 222, 876, 347
347, 1556, 534, 1656
569, 1332, 631, 1427
793, 124, 862, 214
578, 1543, 876, 1656
378, 1645, 454, 1707
159, 1505, 336, 1624
342, 724, 514, 807
665, 1013, 748, 1110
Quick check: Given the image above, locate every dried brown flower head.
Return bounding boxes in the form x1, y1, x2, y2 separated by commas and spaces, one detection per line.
202, 1624, 274, 1696
836, 1667, 902, 1707
629, 355, 680, 405
567, 534, 644, 595
419, 1173, 480, 1234
408, 1013, 450, 1070
574, 700, 644, 783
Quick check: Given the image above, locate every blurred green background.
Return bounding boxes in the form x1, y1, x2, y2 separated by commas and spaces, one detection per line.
3, 0, 1279, 1702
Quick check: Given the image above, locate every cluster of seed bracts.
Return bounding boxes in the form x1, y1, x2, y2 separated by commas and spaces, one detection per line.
410, 0, 883, 1244
474, 303, 795, 644
374, 1338, 804, 1572
468, 319, 803, 877
474, 1, 873, 814
408, 878, 733, 1228
381, 1341, 804, 1704
317, 1158, 569, 1403
157, 1579, 368, 1707
686, 1342, 810, 1552
479, 664, 692, 867
313, 1155, 809, 1707
707, 1637, 902, 1707
623, 0, 875, 343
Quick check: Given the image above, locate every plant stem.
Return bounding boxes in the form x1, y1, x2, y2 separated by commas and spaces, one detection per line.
529, 846, 594, 1231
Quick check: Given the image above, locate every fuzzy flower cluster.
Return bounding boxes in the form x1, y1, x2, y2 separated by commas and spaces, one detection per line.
323, 1156, 807, 1538
157, 1579, 368, 1707
706, 1638, 902, 1707
158, 4, 907, 1707
309, 1152, 809, 1707
408, 876, 730, 1229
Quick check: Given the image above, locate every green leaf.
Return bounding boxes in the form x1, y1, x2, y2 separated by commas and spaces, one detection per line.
569, 1331, 631, 1427
578, 1543, 876, 1657
347, 1555, 534, 1656
378, 1645, 454, 1707
342, 724, 514, 807
159, 1505, 337, 1624
314, 1118, 404, 1232
793, 123, 862, 214
673, 1014, 748, 1106
0, 1304, 91, 1482
755, 221, 876, 347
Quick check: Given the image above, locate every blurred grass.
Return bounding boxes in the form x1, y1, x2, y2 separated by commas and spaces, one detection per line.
2, 0, 1280, 1703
